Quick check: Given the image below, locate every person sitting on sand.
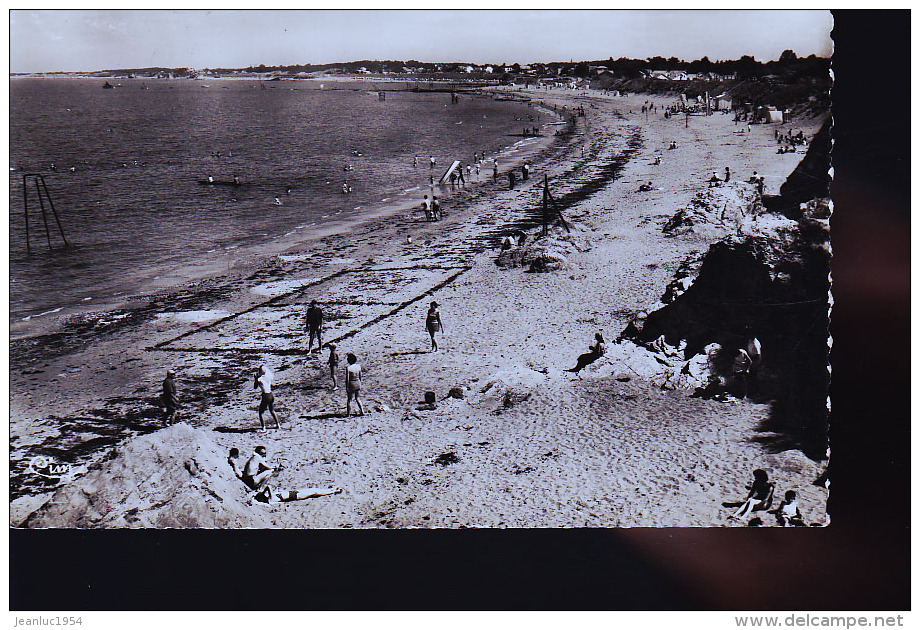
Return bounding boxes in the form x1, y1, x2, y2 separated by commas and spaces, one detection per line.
770, 490, 805, 527
162, 369, 180, 426
426, 301, 444, 352
242, 445, 277, 492
306, 300, 324, 353
254, 365, 282, 431
565, 332, 606, 377
327, 343, 340, 391
638, 181, 653, 192
708, 172, 722, 187
728, 469, 775, 520
653, 156, 661, 165
253, 484, 343, 505
228, 447, 244, 479
345, 353, 364, 416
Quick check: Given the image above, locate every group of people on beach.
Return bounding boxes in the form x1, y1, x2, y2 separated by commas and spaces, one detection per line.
726, 468, 806, 527
227, 444, 342, 505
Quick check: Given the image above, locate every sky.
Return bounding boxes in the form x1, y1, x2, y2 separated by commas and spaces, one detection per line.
9, 9, 834, 73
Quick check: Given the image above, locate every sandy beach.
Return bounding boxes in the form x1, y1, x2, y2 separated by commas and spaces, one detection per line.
11, 89, 830, 528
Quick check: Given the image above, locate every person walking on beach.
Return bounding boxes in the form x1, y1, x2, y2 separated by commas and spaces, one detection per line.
432, 196, 442, 221
493, 161, 499, 182
327, 343, 340, 391
344, 353, 364, 416
426, 301, 445, 352
162, 369, 180, 425
429, 155, 436, 168
254, 365, 282, 431
306, 300, 324, 353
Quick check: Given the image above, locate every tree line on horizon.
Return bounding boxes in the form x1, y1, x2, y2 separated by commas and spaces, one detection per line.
50, 50, 828, 81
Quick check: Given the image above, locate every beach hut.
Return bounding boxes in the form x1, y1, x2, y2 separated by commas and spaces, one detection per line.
765, 108, 784, 123
714, 94, 733, 110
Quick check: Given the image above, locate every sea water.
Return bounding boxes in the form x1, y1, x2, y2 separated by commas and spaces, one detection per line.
9, 78, 548, 325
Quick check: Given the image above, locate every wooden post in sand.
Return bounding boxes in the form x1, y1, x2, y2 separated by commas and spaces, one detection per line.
542, 175, 570, 236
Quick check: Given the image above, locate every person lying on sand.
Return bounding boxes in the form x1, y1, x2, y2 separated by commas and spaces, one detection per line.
769, 490, 805, 527
728, 469, 775, 521
565, 332, 606, 377
253, 484, 343, 505
241, 445, 279, 493
254, 365, 282, 431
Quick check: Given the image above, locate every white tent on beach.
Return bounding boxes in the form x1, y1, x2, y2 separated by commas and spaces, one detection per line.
765, 109, 784, 123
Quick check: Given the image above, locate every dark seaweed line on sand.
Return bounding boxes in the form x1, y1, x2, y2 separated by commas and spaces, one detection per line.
480, 128, 643, 242
157, 266, 472, 355
149, 267, 354, 350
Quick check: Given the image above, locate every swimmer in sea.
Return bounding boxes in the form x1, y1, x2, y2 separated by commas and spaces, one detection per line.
274, 197, 283, 205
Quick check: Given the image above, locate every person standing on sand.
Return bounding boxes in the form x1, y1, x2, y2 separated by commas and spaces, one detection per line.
421, 195, 432, 221
162, 369, 180, 425
426, 301, 444, 352
327, 343, 340, 391
493, 161, 499, 182
254, 365, 282, 431
345, 353, 364, 416
432, 196, 441, 221
306, 300, 324, 353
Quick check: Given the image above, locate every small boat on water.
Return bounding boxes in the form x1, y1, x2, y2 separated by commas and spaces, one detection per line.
198, 178, 246, 186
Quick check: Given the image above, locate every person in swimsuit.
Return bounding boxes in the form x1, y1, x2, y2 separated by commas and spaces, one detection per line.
254, 485, 343, 505
345, 353, 364, 416
426, 301, 444, 352
254, 365, 281, 431
241, 445, 276, 492
327, 343, 340, 391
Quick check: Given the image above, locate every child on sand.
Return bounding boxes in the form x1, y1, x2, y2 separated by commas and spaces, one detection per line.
345, 353, 364, 416
770, 490, 805, 527
426, 301, 444, 352
254, 365, 282, 431
327, 343, 340, 391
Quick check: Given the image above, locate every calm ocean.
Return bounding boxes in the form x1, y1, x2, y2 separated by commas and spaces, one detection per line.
9, 78, 547, 324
